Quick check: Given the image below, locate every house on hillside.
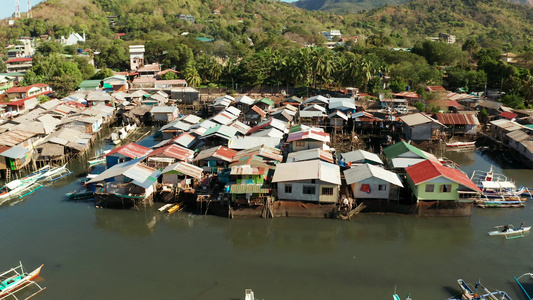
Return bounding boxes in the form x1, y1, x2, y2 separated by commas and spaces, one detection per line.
273, 160, 341, 203
6, 57, 33, 73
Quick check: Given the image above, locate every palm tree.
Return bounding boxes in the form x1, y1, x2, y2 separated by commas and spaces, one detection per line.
184, 65, 201, 87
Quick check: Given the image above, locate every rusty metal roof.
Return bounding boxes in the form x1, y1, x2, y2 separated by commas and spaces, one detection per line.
162, 161, 203, 179
106, 143, 151, 159
146, 144, 194, 161
194, 145, 237, 162
0, 129, 36, 147
435, 113, 479, 125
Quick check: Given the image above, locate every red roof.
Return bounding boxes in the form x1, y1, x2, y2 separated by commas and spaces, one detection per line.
435, 113, 478, 125
287, 129, 330, 143
5, 83, 49, 94
146, 144, 193, 161
6, 57, 32, 63
405, 159, 480, 192
105, 143, 151, 159
5, 98, 34, 107
499, 111, 518, 120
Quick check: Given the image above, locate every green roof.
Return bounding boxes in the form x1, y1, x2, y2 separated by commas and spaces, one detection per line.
286, 96, 302, 103
254, 98, 274, 105
79, 80, 102, 89
383, 141, 426, 160
525, 125, 533, 130
0, 72, 25, 76
289, 124, 303, 133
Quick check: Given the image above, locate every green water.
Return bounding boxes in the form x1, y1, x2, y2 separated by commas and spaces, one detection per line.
1, 145, 533, 300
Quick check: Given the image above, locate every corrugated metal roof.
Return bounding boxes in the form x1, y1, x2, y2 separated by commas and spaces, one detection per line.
248, 118, 287, 134
405, 159, 480, 192
435, 113, 479, 125
229, 120, 251, 135
88, 159, 161, 189
302, 95, 329, 106
211, 111, 236, 125
327, 111, 348, 121
235, 95, 255, 105
230, 164, 265, 175
0, 145, 30, 159
202, 125, 238, 139
225, 106, 241, 117
401, 113, 444, 127
229, 184, 270, 194
146, 144, 194, 161
233, 145, 283, 162
151, 106, 178, 114
344, 164, 403, 186
180, 114, 202, 125
0, 130, 36, 147
507, 130, 531, 142
228, 136, 282, 150
286, 148, 334, 164
286, 129, 330, 143
171, 133, 197, 148
490, 119, 528, 132
341, 149, 383, 165
249, 128, 284, 138
162, 161, 203, 179
106, 143, 151, 159
194, 146, 237, 162
329, 98, 356, 110
499, 111, 518, 120
299, 111, 326, 118
383, 141, 426, 160
272, 160, 341, 185
250, 105, 266, 117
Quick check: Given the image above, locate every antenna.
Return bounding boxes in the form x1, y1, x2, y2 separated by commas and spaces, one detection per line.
27, 0, 32, 18
15, 0, 21, 18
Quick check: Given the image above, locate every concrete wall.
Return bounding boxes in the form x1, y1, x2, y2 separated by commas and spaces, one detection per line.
351, 178, 391, 199
277, 180, 338, 203
407, 176, 459, 201
405, 123, 432, 141
292, 141, 324, 152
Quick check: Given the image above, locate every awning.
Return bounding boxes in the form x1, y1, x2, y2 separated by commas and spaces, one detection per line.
229, 184, 270, 194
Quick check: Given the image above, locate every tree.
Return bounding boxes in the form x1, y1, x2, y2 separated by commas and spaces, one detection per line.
160, 71, 178, 80
92, 67, 114, 79
184, 64, 201, 87
414, 101, 425, 112
49, 75, 79, 98
411, 40, 464, 66
37, 95, 50, 103
36, 41, 64, 56
501, 94, 526, 109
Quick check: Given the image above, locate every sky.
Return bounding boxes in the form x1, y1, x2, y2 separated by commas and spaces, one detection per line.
1, 0, 45, 20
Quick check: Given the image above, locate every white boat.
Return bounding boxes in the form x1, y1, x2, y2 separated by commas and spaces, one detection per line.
393, 293, 412, 300
0, 178, 42, 205
446, 141, 476, 147
245, 289, 254, 300
471, 166, 528, 204
37, 164, 72, 182
489, 224, 530, 238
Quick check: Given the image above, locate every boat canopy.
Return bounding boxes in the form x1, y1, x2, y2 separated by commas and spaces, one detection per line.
6, 179, 23, 190
481, 181, 516, 189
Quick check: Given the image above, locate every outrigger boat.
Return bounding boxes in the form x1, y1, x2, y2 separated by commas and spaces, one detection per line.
447, 279, 513, 300
489, 223, 530, 239
514, 273, 533, 300
393, 293, 412, 300
0, 262, 45, 299
0, 178, 42, 205
37, 164, 72, 183
471, 166, 530, 207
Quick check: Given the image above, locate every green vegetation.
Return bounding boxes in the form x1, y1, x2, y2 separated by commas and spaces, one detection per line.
2, 0, 533, 104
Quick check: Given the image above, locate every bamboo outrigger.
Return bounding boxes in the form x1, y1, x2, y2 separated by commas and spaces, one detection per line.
0, 262, 45, 300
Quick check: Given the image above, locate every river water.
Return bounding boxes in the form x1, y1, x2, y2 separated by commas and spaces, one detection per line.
2, 139, 533, 300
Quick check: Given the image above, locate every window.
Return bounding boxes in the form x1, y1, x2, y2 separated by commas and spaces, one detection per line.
295, 141, 305, 147
378, 184, 387, 191
425, 184, 434, 193
441, 184, 452, 193
321, 187, 334, 195
285, 184, 292, 194
303, 185, 316, 195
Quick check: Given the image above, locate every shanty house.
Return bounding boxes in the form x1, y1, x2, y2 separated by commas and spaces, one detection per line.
383, 141, 437, 169
0, 146, 32, 171
105, 143, 151, 167
340, 149, 383, 167
343, 164, 403, 200
144, 144, 194, 169
161, 161, 203, 189
400, 113, 446, 141
286, 129, 330, 152
272, 160, 341, 203
193, 146, 237, 173
151, 106, 179, 123
435, 113, 479, 135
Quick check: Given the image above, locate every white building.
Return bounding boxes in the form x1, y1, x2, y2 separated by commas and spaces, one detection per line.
61, 32, 86, 46
129, 45, 145, 71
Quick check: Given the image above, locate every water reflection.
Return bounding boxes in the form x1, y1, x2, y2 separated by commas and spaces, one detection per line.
94, 208, 158, 236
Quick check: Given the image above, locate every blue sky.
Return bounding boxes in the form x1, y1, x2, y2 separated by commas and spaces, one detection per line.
1, 0, 45, 20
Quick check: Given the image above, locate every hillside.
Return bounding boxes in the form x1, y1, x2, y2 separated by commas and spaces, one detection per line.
293, 0, 533, 13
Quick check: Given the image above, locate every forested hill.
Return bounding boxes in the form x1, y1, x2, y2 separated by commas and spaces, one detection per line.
293, 0, 533, 13
2, 0, 533, 68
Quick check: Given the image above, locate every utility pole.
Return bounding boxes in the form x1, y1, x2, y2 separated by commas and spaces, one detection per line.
15, 0, 21, 18
27, 0, 32, 18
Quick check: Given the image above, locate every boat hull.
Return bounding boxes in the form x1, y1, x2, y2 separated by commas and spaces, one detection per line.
0, 264, 43, 298
489, 226, 531, 236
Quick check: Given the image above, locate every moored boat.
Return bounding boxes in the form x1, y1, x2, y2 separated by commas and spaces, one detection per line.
0, 262, 45, 299
446, 141, 476, 147
514, 273, 533, 300
0, 178, 42, 205
471, 166, 527, 206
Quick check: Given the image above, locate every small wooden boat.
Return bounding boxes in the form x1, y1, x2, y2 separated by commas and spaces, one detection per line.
88, 157, 106, 166
489, 224, 530, 238
158, 203, 174, 212
0, 178, 41, 205
167, 203, 183, 214
446, 141, 476, 147
0, 262, 45, 299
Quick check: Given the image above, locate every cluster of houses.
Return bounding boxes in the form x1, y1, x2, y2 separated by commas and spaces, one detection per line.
83, 92, 485, 217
